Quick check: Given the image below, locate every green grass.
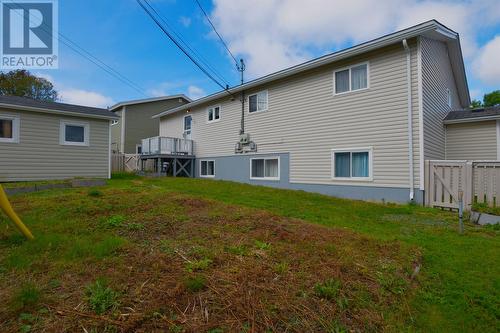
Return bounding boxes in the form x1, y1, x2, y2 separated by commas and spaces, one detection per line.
109, 177, 499, 332
85, 278, 120, 315
0, 177, 498, 332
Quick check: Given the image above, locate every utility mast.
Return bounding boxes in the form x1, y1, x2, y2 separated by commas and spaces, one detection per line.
235, 58, 257, 154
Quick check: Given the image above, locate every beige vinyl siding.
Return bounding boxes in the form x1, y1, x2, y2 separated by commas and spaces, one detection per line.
421, 37, 461, 160
445, 121, 497, 160
160, 42, 421, 189
111, 109, 122, 153
0, 109, 110, 181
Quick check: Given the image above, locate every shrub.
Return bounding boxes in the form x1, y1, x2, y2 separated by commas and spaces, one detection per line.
85, 279, 119, 314
183, 275, 206, 292
314, 279, 341, 300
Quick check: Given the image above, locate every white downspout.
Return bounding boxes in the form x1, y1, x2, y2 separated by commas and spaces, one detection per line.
403, 39, 414, 201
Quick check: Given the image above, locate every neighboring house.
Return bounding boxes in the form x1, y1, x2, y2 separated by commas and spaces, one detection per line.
444, 106, 500, 160
0, 95, 117, 182
110, 95, 190, 154
147, 20, 472, 204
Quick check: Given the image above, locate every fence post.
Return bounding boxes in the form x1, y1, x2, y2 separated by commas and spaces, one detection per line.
464, 161, 473, 211
424, 160, 430, 206
458, 190, 464, 234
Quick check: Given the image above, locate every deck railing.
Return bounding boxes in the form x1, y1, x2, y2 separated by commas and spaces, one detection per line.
141, 136, 193, 156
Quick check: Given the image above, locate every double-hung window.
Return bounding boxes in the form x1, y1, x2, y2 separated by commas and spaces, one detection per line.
207, 106, 220, 123
332, 148, 372, 180
334, 62, 369, 94
60, 120, 89, 146
250, 157, 279, 180
248, 90, 268, 113
0, 114, 19, 143
200, 160, 215, 177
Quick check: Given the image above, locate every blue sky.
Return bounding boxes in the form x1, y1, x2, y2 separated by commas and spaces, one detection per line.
36, 0, 500, 107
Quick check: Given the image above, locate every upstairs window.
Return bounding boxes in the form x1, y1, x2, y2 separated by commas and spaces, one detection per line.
0, 114, 19, 143
60, 120, 89, 146
334, 63, 368, 94
207, 106, 220, 123
249, 90, 268, 113
332, 148, 372, 180
200, 160, 215, 177
447, 89, 452, 108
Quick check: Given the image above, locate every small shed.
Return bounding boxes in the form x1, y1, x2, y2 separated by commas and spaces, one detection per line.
0, 95, 118, 182
444, 106, 500, 160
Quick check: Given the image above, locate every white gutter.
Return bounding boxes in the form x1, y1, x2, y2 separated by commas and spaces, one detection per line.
443, 116, 500, 124
403, 39, 415, 201
0, 103, 118, 120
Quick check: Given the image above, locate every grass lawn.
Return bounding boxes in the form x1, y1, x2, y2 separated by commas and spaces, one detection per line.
0, 175, 498, 332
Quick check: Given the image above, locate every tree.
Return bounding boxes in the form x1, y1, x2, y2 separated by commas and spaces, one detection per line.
470, 99, 483, 108
0, 70, 58, 101
483, 90, 500, 107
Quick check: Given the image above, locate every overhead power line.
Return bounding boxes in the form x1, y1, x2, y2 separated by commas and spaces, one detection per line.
3, 2, 147, 97
140, 0, 230, 88
137, 0, 231, 92
193, 0, 239, 68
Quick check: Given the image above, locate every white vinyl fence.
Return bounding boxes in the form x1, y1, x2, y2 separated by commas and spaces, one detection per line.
425, 160, 500, 210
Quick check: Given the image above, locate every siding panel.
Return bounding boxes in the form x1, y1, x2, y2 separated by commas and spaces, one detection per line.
0, 109, 110, 181
445, 121, 497, 160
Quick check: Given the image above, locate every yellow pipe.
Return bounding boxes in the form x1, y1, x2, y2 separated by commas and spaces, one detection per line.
0, 184, 34, 240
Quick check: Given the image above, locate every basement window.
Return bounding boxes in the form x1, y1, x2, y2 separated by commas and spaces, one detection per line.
334, 62, 369, 94
332, 148, 372, 180
60, 120, 89, 146
248, 90, 268, 113
200, 160, 215, 177
207, 105, 220, 123
250, 157, 279, 181
0, 114, 19, 143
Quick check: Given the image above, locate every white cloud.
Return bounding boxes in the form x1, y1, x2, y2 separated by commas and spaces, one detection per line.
212, 0, 500, 78
179, 16, 192, 28
59, 89, 115, 108
473, 35, 500, 86
187, 85, 206, 100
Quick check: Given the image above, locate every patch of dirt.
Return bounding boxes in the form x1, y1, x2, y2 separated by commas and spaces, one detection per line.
0, 190, 421, 332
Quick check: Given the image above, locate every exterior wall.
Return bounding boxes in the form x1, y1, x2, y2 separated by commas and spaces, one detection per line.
119, 98, 188, 154
421, 37, 462, 160
0, 108, 110, 181
445, 121, 498, 160
161, 41, 422, 195
111, 109, 122, 153
196, 153, 423, 203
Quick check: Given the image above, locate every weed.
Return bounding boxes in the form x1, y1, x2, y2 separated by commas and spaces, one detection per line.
274, 262, 289, 274
254, 240, 271, 250
314, 279, 341, 300
88, 189, 103, 197
160, 239, 175, 254
111, 172, 138, 180
85, 279, 120, 315
207, 328, 224, 333
11, 283, 41, 311
169, 324, 184, 333
20, 325, 32, 333
183, 275, 206, 292
225, 244, 248, 256
376, 271, 408, 295
106, 215, 126, 227
185, 258, 212, 272
126, 223, 145, 230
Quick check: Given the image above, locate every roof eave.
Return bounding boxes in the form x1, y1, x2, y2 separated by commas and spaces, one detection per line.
110, 94, 192, 111
444, 116, 500, 124
0, 103, 118, 120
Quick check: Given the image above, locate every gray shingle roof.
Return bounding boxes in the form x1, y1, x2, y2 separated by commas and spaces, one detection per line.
0, 95, 117, 119
444, 106, 500, 123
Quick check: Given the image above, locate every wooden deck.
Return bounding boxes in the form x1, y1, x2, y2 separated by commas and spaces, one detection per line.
139, 137, 195, 177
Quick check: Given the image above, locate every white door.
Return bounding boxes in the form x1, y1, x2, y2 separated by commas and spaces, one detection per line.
183, 115, 192, 140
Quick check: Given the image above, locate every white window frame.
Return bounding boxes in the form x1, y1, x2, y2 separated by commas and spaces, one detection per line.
249, 156, 280, 181
0, 113, 20, 143
248, 90, 268, 113
207, 105, 221, 123
183, 114, 192, 139
200, 159, 215, 178
333, 61, 370, 96
331, 147, 373, 181
446, 88, 452, 108
60, 120, 90, 146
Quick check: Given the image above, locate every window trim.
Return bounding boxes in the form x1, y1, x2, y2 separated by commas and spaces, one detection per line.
0, 113, 20, 143
207, 105, 221, 123
333, 61, 370, 96
183, 114, 192, 138
249, 156, 280, 181
60, 120, 90, 146
331, 147, 373, 181
247, 90, 269, 114
200, 159, 215, 178
446, 88, 452, 108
